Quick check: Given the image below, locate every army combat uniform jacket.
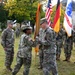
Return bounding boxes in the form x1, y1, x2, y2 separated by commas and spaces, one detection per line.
1, 28, 15, 67
38, 27, 58, 75
1, 28, 14, 48
17, 33, 36, 58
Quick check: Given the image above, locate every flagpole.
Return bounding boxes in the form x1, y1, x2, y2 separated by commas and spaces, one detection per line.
34, 0, 42, 66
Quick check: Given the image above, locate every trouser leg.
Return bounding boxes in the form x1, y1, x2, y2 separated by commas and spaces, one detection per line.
23, 57, 31, 75
12, 57, 23, 75
5, 48, 14, 70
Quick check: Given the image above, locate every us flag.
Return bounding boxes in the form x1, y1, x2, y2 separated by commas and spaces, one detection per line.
45, 0, 52, 26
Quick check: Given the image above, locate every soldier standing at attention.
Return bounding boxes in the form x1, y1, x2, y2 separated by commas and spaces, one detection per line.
72, 30, 75, 63
37, 18, 58, 75
1, 20, 15, 71
12, 24, 37, 75
63, 32, 73, 62
56, 25, 64, 61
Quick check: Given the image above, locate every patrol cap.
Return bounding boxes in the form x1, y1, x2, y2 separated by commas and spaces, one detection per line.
7, 20, 14, 25
40, 18, 47, 25
21, 24, 32, 30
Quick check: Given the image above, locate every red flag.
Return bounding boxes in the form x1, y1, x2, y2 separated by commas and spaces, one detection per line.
45, 0, 52, 26
53, 0, 60, 33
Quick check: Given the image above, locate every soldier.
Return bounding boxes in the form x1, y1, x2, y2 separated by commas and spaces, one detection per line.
72, 30, 75, 63
56, 25, 64, 61
63, 32, 73, 62
72, 28, 75, 46
12, 24, 37, 75
1, 20, 15, 71
37, 18, 58, 75
15, 27, 20, 38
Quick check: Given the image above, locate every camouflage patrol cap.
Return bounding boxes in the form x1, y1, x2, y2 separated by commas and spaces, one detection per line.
21, 24, 32, 30
7, 20, 14, 25
40, 18, 47, 25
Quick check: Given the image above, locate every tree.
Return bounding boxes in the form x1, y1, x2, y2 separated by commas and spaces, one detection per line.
0, 3, 8, 23
0, 3, 8, 29
4, 0, 39, 23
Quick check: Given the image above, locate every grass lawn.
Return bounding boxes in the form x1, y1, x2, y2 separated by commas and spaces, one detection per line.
0, 36, 75, 75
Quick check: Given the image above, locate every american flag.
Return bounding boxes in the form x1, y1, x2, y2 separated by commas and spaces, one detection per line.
45, 0, 52, 26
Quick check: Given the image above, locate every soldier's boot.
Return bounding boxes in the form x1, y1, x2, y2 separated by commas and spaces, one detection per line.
63, 56, 70, 62
63, 58, 67, 61
38, 64, 42, 69
56, 55, 60, 61
38, 66, 42, 69
6, 66, 12, 71
66, 57, 70, 62
12, 72, 16, 75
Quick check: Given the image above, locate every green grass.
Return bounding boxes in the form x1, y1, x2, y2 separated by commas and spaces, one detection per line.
0, 37, 75, 75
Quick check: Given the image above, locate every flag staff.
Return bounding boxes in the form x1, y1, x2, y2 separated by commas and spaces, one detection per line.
34, 0, 42, 66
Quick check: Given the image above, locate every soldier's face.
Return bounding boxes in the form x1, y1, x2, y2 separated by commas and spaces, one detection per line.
41, 22, 46, 29
27, 29, 32, 34
8, 24, 13, 28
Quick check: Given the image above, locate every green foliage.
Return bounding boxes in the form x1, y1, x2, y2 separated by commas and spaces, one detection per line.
0, 5, 8, 23
0, 4, 8, 29
4, 0, 38, 23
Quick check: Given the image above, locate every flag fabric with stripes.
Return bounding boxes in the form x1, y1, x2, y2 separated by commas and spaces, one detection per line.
45, 0, 52, 26
63, 0, 72, 37
52, 0, 60, 33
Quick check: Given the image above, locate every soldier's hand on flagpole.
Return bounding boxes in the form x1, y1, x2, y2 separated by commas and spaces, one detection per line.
28, 38, 33, 41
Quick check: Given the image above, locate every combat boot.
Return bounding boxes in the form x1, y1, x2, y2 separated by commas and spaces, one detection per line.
63, 57, 70, 62
66, 57, 70, 62
56, 55, 60, 61
6, 66, 12, 71
12, 72, 16, 75
38, 65, 42, 69
63, 58, 67, 61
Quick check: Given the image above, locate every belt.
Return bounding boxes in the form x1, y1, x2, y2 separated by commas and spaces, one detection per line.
43, 45, 50, 49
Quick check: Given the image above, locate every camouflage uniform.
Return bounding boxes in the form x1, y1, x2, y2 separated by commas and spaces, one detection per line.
56, 28, 64, 60
64, 33, 73, 61
15, 27, 20, 38
38, 28, 45, 68
12, 25, 37, 75
1, 28, 15, 68
39, 27, 58, 75
72, 31, 75, 43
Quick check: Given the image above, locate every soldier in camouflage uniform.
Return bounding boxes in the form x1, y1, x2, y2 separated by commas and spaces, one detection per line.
72, 30, 75, 46
38, 28, 45, 69
72, 30, 75, 63
37, 18, 58, 75
63, 32, 73, 62
1, 20, 15, 71
12, 24, 37, 75
56, 25, 64, 61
